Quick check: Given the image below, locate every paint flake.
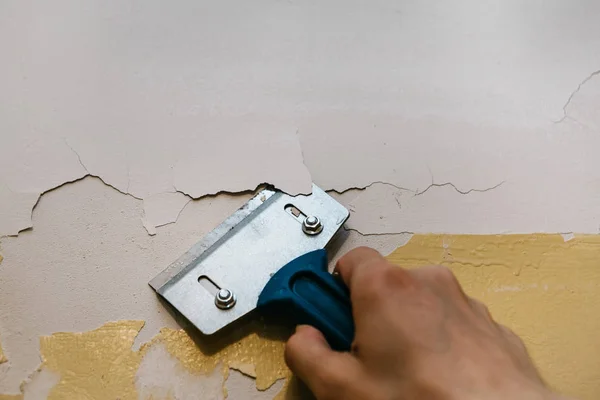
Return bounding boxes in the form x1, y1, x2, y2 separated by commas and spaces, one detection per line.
141, 192, 191, 235
0, 338, 6, 364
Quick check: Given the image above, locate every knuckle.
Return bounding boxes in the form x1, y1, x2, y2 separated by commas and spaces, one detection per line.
431, 265, 457, 282
358, 268, 390, 300
284, 335, 302, 365
470, 298, 492, 318
357, 266, 413, 302
501, 325, 527, 348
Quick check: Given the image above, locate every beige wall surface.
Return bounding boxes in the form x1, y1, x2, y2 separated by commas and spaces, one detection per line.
1, 0, 600, 398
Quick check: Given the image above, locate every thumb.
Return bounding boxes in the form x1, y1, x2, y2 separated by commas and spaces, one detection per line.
285, 325, 362, 398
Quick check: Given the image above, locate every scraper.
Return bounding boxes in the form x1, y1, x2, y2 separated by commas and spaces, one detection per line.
149, 184, 354, 350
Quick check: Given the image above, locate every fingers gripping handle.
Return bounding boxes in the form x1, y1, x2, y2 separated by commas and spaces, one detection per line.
257, 250, 355, 351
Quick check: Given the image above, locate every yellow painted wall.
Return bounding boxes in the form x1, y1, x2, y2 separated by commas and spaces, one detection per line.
1, 234, 598, 399
387, 234, 600, 399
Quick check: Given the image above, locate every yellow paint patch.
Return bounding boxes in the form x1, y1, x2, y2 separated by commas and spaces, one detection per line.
1, 234, 598, 399
388, 234, 600, 400
3, 320, 289, 399
145, 326, 290, 391
41, 320, 144, 400
0, 395, 23, 400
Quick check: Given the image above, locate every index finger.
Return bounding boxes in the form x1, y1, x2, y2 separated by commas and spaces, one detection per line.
334, 247, 387, 292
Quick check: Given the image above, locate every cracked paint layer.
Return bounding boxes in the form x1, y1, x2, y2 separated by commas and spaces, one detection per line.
560, 69, 600, 130
145, 325, 290, 393
141, 192, 191, 236
557, 69, 600, 125
0, 320, 290, 400
341, 173, 600, 234
0, 177, 254, 394
1, 234, 600, 400
0, 121, 311, 236
301, 114, 600, 235
3, 0, 600, 237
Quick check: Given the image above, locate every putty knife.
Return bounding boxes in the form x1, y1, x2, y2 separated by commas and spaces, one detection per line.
149, 184, 354, 350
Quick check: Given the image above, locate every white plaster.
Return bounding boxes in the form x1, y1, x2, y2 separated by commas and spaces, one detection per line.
136, 342, 224, 400
561, 69, 600, 130
345, 145, 600, 233
561, 233, 575, 243
22, 368, 60, 400
0, 177, 252, 393
136, 343, 284, 400
3, 0, 600, 236
0, 183, 39, 236
141, 192, 191, 236
224, 370, 285, 400
327, 226, 413, 269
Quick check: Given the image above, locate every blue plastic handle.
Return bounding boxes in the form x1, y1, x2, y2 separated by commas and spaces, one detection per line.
257, 249, 354, 351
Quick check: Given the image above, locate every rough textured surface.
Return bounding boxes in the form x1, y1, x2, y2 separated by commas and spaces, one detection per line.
3, 1, 600, 398
2, 234, 599, 399
388, 234, 600, 400
0, 177, 251, 394
1, 320, 289, 399
136, 342, 225, 400
21, 369, 60, 400
41, 321, 144, 399
141, 192, 191, 236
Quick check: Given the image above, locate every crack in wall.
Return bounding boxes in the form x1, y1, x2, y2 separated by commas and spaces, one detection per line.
344, 226, 415, 237
414, 180, 506, 197
327, 181, 413, 195
63, 143, 142, 201
555, 68, 600, 124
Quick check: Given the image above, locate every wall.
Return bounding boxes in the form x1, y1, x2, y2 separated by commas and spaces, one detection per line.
1, 0, 600, 399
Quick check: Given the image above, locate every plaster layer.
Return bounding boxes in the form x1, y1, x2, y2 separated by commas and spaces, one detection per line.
0, 178, 250, 393
3, 0, 600, 236
312, 115, 600, 235
22, 369, 60, 400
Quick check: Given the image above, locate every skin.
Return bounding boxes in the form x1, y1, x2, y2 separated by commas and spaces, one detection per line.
285, 247, 568, 400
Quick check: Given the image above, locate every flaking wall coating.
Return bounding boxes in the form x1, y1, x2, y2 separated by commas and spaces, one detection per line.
2, 1, 600, 399
1, 234, 598, 399
2, 0, 600, 236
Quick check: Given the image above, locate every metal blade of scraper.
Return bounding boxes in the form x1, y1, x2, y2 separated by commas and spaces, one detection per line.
149, 184, 350, 335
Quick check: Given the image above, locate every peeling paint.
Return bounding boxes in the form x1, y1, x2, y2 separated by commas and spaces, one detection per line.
2, 234, 600, 399
141, 192, 191, 235
148, 326, 290, 392
3, 0, 600, 238
21, 369, 60, 400
561, 232, 575, 242
344, 177, 600, 235
0, 320, 290, 400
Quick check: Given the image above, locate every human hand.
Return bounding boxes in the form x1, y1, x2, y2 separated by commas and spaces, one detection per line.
285, 247, 564, 400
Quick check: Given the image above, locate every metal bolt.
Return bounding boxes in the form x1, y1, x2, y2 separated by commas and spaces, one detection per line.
302, 215, 323, 235
215, 288, 236, 310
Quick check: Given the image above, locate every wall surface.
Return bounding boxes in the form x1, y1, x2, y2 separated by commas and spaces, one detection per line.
1, 0, 600, 399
